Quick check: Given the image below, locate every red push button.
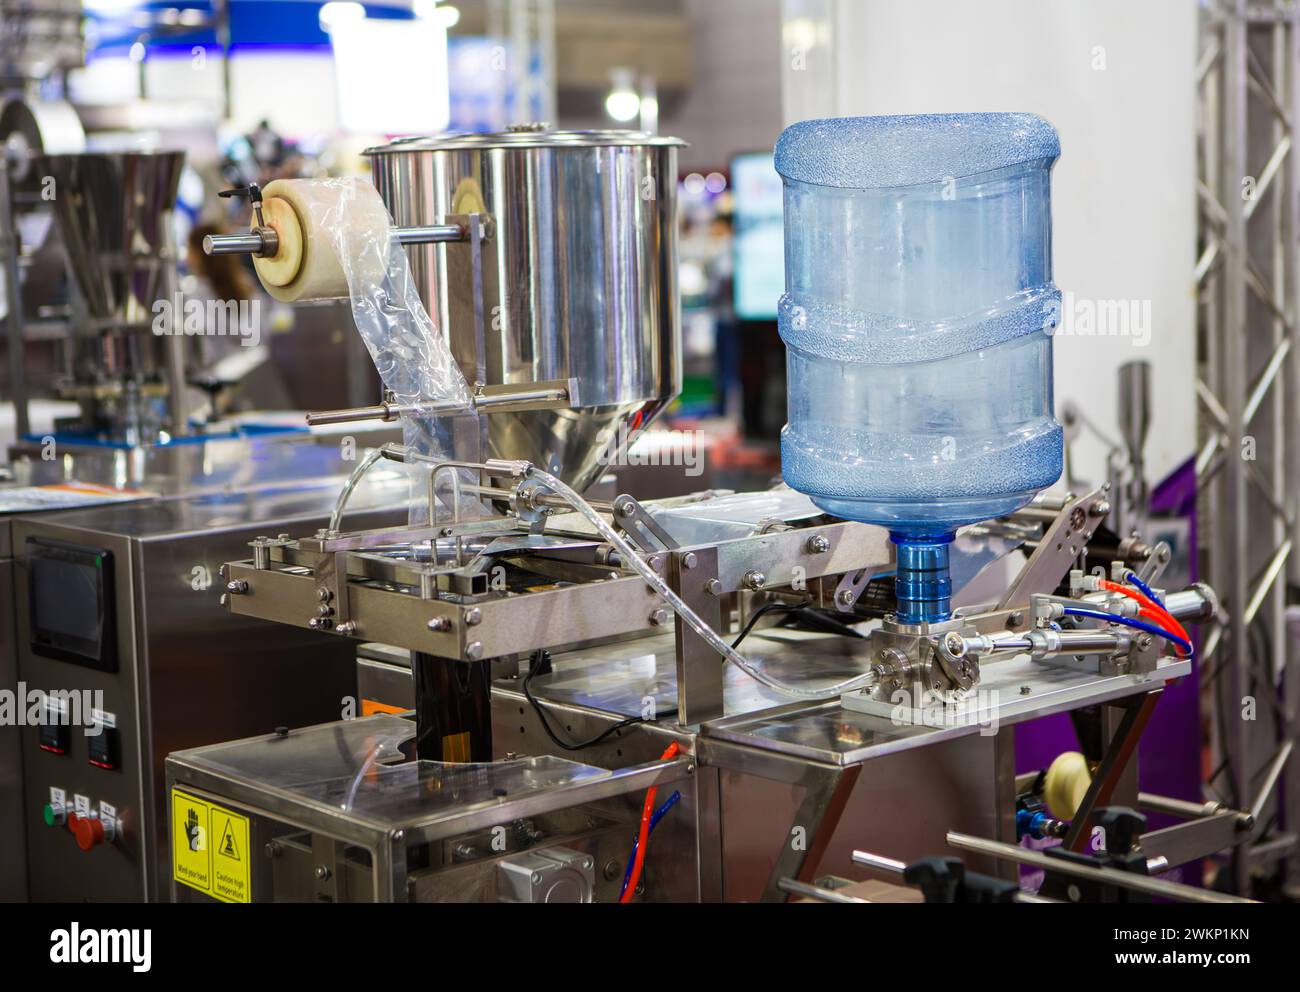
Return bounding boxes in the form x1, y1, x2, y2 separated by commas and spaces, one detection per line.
73, 815, 104, 851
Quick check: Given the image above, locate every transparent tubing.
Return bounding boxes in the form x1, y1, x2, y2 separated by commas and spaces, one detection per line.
525, 466, 877, 702
328, 444, 395, 533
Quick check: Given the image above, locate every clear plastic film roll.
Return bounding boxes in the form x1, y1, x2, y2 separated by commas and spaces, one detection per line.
253, 177, 476, 524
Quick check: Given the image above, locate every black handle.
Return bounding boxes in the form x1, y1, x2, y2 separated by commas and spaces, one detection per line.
218, 182, 264, 205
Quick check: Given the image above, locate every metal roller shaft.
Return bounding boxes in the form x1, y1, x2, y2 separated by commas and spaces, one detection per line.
946, 831, 1254, 904
204, 222, 467, 258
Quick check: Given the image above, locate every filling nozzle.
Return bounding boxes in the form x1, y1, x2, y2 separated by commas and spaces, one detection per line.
891, 532, 954, 625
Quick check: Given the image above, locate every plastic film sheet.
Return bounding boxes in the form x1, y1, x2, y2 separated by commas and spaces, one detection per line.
274, 177, 477, 525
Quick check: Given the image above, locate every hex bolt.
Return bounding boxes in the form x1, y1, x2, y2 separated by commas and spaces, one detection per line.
1135, 633, 1153, 651
649, 608, 669, 626
252, 541, 270, 570
317, 586, 333, 603
806, 534, 830, 554
1089, 499, 1111, 518
317, 603, 335, 618
743, 570, 766, 591
836, 589, 855, 606
682, 552, 698, 570
648, 555, 664, 571
465, 607, 482, 626
616, 498, 636, 517
1008, 610, 1024, 627
705, 579, 722, 596
227, 579, 249, 594
307, 617, 321, 629
336, 621, 356, 635
427, 616, 452, 632
466, 641, 484, 660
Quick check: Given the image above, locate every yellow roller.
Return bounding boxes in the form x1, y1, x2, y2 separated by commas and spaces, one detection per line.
250, 178, 390, 303
1043, 750, 1092, 820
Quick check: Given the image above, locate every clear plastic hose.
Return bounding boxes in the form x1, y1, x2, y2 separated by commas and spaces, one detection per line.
525, 466, 877, 702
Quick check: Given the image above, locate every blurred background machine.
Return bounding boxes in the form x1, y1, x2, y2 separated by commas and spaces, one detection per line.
6, 144, 192, 449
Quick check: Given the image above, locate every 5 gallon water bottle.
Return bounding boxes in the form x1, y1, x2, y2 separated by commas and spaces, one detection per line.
775, 113, 1064, 623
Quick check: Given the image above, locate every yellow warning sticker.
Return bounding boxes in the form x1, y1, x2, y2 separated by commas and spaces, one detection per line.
172, 791, 211, 894
171, 789, 251, 903
209, 805, 250, 903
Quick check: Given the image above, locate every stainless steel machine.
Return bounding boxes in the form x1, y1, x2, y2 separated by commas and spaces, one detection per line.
27, 150, 188, 446
0, 101, 194, 451
8, 446, 411, 902
162, 126, 1250, 904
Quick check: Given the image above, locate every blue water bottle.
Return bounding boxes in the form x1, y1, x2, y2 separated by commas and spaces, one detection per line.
775, 113, 1064, 623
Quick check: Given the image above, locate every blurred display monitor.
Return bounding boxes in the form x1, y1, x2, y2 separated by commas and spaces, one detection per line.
731, 152, 784, 321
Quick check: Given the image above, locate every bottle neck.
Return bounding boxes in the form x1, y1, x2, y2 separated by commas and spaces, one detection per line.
890, 531, 954, 625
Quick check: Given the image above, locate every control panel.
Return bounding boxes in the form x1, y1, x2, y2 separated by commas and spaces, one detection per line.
13, 494, 383, 901
41, 787, 121, 851
17, 525, 144, 902
24, 692, 138, 898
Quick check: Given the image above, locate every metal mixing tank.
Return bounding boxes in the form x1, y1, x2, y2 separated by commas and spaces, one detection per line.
365, 127, 684, 493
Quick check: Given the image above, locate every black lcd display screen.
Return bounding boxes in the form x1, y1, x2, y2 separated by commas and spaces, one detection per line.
27, 538, 117, 671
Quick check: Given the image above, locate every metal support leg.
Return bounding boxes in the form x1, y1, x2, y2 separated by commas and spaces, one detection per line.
670, 546, 725, 725
761, 763, 861, 903
1064, 691, 1161, 853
